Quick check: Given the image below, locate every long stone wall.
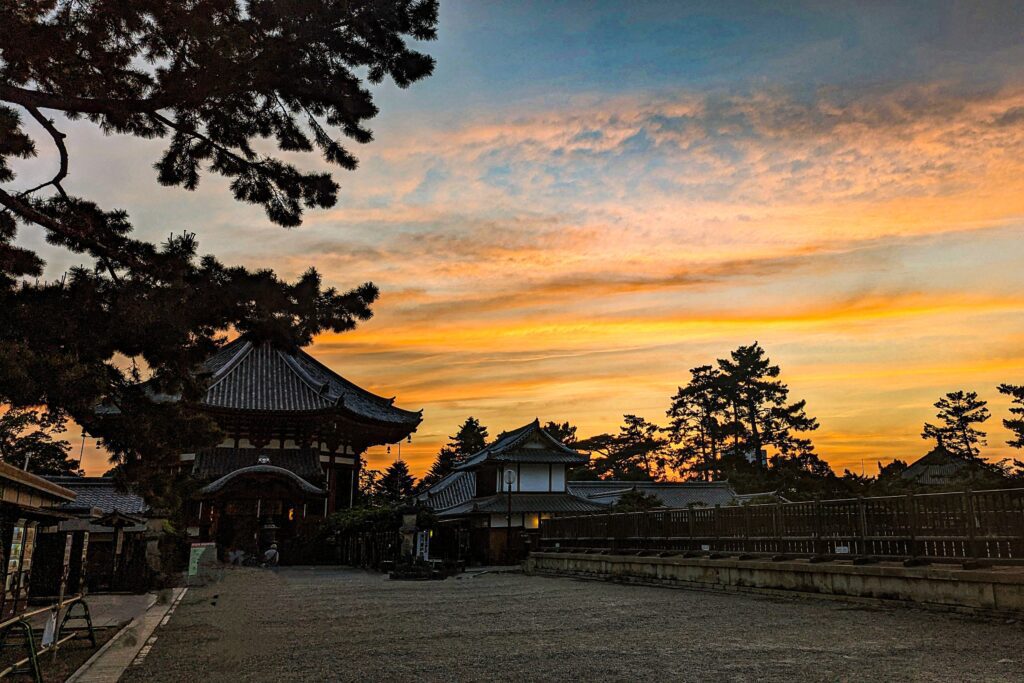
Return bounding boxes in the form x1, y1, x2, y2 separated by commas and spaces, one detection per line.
526, 551, 1024, 615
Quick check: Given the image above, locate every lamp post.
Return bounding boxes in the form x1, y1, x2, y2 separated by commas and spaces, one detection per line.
504, 469, 516, 564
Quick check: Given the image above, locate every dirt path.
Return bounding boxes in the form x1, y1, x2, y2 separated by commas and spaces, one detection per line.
121, 566, 1024, 682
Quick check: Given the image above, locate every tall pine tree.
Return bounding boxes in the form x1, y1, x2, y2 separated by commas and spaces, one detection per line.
0, 1, 438, 496
997, 384, 1024, 449
542, 421, 578, 446
420, 417, 489, 488
667, 365, 728, 480
377, 459, 416, 503
716, 342, 818, 466
921, 390, 990, 459
576, 415, 670, 481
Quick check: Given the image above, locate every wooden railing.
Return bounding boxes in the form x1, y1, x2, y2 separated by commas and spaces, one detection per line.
333, 529, 401, 569
539, 488, 1024, 564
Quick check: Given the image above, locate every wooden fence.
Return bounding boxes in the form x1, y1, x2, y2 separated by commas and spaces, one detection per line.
539, 487, 1024, 564
333, 529, 401, 569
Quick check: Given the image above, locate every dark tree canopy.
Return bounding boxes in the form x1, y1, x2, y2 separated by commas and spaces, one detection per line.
666, 343, 819, 479
667, 365, 727, 480
421, 416, 489, 488
0, 1, 438, 491
921, 390, 990, 459
376, 458, 416, 503
575, 415, 671, 481
997, 384, 1024, 449
0, 404, 83, 476
542, 420, 578, 446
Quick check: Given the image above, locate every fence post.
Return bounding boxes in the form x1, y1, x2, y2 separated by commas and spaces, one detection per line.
907, 492, 919, 560
742, 504, 750, 554
687, 508, 695, 552
812, 498, 822, 557
774, 503, 783, 555
964, 489, 979, 561
857, 496, 867, 556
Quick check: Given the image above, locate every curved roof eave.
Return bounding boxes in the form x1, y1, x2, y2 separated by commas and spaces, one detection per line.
197, 464, 325, 497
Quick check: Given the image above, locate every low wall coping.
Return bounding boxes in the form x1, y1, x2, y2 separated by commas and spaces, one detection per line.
529, 552, 1024, 586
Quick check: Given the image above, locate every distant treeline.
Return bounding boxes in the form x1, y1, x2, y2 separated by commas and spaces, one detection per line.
381, 342, 1024, 503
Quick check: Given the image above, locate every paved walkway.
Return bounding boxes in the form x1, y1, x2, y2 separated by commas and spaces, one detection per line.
120, 565, 1024, 682
66, 587, 187, 683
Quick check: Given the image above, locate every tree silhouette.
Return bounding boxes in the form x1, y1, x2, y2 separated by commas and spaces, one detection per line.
0, 405, 82, 476
377, 459, 416, 503
0, 2, 438, 492
997, 384, 1024, 449
716, 342, 818, 466
576, 415, 671, 481
666, 343, 819, 478
921, 390, 990, 459
542, 421, 578, 446
667, 365, 727, 480
420, 416, 489, 488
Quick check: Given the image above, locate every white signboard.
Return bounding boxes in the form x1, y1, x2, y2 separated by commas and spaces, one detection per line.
42, 611, 57, 648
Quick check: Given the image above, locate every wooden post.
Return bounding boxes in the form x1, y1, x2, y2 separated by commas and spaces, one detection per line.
774, 503, 782, 555
907, 492, 919, 559
964, 489, 979, 560
742, 505, 751, 554
857, 496, 867, 556
687, 508, 695, 552
812, 498, 822, 557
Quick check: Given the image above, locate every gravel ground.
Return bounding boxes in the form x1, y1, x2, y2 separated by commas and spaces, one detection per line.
121, 566, 1024, 682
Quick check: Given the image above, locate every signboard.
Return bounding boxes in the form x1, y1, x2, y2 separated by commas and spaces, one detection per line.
415, 531, 430, 561
42, 612, 57, 648
188, 543, 217, 576
79, 532, 90, 593
700, 544, 711, 551
835, 545, 851, 554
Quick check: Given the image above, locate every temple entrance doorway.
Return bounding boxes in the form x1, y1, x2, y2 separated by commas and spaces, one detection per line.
196, 466, 325, 560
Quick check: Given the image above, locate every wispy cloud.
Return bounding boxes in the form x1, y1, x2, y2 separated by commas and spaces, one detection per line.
65, 71, 1024, 476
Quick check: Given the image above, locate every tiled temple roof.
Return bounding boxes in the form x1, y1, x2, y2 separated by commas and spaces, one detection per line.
438, 492, 606, 517
199, 340, 422, 426
455, 419, 589, 471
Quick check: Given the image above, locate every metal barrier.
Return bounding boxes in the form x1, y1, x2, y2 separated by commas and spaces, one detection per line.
540, 487, 1024, 565
0, 594, 95, 682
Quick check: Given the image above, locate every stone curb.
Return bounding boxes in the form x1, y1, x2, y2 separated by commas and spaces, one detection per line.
67, 587, 187, 683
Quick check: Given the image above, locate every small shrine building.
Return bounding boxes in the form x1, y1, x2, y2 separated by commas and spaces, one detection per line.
417, 420, 604, 563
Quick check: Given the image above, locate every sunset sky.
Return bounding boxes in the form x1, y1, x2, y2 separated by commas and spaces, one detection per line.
16, 1, 1024, 477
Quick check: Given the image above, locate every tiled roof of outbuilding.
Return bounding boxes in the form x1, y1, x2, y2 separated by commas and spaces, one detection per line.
438, 492, 606, 517
900, 444, 985, 485
416, 470, 476, 511
568, 481, 738, 508
47, 477, 148, 515
455, 420, 588, 471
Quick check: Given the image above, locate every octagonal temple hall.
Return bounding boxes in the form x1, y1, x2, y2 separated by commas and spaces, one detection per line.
178, 339, 421, 551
